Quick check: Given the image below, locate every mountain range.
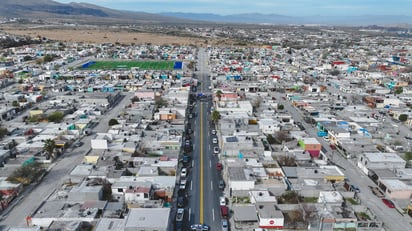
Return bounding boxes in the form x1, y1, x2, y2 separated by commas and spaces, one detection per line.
1, 0, 412, 26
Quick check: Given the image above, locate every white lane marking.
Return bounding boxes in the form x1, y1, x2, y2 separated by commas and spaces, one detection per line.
211, 180, 213, 191
191, 181, 193, 191
212, 208, 215, 221
192, 160, 194, 168
210, 160, 212, 168
189, 208, 191, 222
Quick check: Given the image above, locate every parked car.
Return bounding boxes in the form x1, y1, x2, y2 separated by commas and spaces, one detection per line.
211, 129, 216, 135
213, 146, 220, 154
212, 138, 218, 143
182, 155, 190, 166
220, 196, 226, 206
219, 180, 225, 190
216, 163, 223, 171
179, 179, 187, 190
220, 205, 229, 218
382, 198, 395, 208
176, 208, 184, 222
350, 184, 360, 193
177, 196, 185, 208
221, 218, 229, 231
181, 167, 187, 178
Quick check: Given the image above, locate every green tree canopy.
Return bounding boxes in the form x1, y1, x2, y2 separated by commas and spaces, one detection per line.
48, 111, 64, 123
43, 139, 56, 160
211, 110, 221, 122
399, 114, 408, 122
109, 118, 120, 126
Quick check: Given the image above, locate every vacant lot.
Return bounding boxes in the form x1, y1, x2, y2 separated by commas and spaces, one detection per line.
2, 27, 208, 46
82, 60, 175, 70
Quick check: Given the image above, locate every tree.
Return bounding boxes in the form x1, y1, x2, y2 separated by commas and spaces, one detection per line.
155, 97, 168, 108
7, 162, 45, 185
0, 127, 8, 139
43, 139, 56, 160
216, 90, 223, 101
277, 104, 284, 110
399, 114, 408, 122
211, 110, 221, 123
108, 118, 119, 126
12, 101, 19, 107
394, 87, 403, 95
276, 131, 292, 142
48, 111, 64, 123
43, 54, 54, 63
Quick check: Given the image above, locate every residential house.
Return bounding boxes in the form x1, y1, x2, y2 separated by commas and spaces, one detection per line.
357, 152, 406, 175
124, 208, 170, 231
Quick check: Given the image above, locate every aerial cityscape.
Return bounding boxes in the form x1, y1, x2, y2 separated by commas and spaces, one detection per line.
0, 1, 412, 231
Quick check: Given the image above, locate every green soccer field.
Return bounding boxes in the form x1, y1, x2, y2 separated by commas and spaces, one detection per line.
82, 61, 175, 70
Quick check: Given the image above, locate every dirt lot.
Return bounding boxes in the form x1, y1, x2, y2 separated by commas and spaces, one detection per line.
2, 27, 210, 46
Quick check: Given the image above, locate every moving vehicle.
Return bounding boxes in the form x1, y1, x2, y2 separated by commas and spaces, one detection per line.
190, 224, 209, 231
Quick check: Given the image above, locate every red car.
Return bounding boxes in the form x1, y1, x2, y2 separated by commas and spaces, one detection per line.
216, 163, 223, 171
382, 198, 395, 208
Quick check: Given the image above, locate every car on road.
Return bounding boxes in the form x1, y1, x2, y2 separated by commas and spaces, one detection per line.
182, 155, 190, 166
73, 141, 84, 148
220, 196, 226, 206
177, 196, 185, 207
221, 218, 229, 231
405, 136, 412, 140
176, 208, 184, 222
190, 224, 209, 231
212, 138, 218, 143
211, 129, 216, 135
219, 180, 225, 190
213, 146, 220, 154
179, 179, 187, 190
350, 184, 360, 193
181, 167, 187, 178
216, 163, 223, 171
382, 198, 395, 208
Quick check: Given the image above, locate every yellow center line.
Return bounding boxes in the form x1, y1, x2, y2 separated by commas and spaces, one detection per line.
199, 103, 204, 224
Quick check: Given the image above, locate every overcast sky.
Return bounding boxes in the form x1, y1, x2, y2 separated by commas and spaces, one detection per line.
54, 0, 412, 16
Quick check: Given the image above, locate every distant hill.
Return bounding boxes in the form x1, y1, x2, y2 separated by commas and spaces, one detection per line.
0, 0, 189, 24
161, 12, 412, 26
1, 0, 411, 26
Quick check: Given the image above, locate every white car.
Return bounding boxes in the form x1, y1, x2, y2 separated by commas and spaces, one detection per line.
179, 179, 187, 189
212, 138, 218, 144
181, 168, 187, 178
220, 196, 226, 206
213, 146, 220, 154
211, 129, 216, 135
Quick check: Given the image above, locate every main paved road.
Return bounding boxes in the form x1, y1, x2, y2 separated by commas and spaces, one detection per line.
271, 91, 412, 230
0, 92, 133, 228
187, 48, 223, 230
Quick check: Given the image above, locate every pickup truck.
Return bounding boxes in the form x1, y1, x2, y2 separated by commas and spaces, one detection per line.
369, 185, 384, 198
